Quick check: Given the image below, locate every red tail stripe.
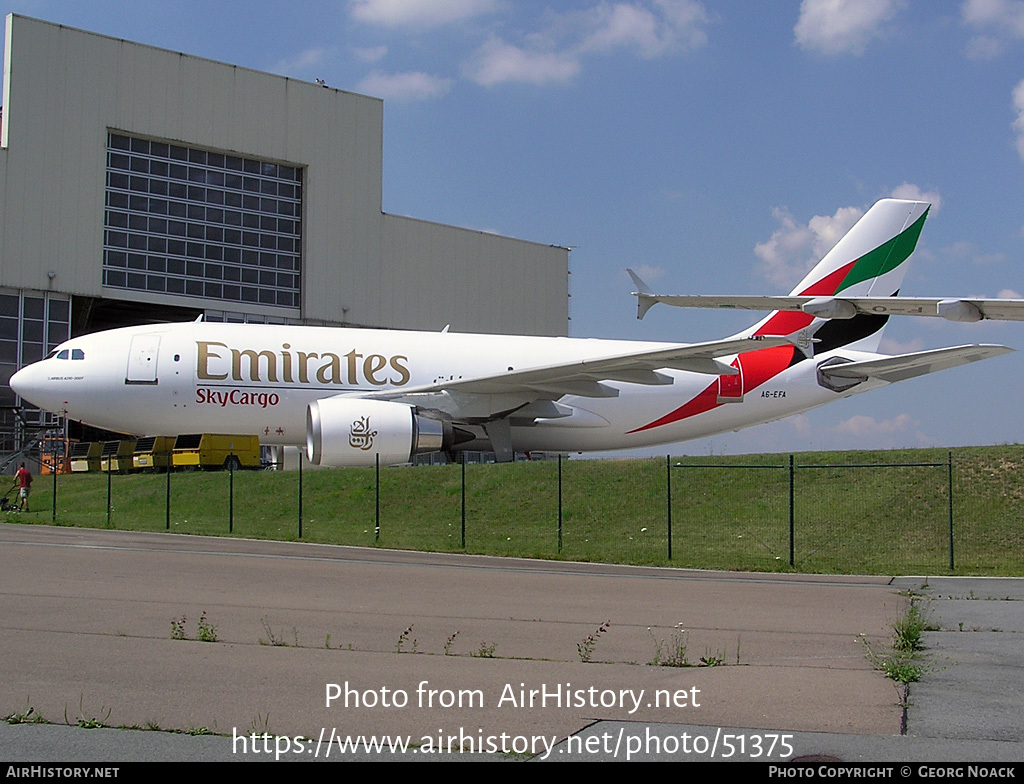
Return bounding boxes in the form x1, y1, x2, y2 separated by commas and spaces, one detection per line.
627, 261, 858, 434
754, 259, 857, 337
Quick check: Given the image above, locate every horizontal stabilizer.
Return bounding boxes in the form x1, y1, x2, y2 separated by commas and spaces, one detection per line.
819, 344, 1013, 384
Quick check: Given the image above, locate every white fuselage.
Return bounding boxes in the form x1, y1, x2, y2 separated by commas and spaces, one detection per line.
11, 321, 881, 456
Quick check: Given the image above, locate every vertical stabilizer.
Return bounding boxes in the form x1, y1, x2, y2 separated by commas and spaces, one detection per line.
746, 198, 930, 352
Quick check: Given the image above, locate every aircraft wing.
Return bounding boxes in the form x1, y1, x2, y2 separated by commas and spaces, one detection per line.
344, 333, 798, 420
631, 292, 1024, 323
819, 344, 1013, 384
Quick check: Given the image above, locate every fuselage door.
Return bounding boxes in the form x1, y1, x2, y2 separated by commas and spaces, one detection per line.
126, 335, 160, 385
717, 358, 744, 403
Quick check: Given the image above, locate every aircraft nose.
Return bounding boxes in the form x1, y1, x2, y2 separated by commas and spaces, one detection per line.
10, 362, 52, 410
10, 364, 32, 399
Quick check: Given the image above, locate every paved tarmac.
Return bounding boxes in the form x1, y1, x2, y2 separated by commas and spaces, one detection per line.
0, 523, 1020, 762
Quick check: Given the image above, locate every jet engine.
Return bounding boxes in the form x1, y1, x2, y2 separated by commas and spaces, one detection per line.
306, 398, 454, 466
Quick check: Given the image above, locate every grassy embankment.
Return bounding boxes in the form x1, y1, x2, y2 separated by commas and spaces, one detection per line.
7, 445, 1022, 575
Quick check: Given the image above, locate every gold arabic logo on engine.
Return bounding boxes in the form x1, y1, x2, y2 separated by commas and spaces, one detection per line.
349, 416, 378, 451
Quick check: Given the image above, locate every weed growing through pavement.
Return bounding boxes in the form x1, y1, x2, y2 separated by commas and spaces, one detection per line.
67, 696, 111, 729
196, 611, 218, 643
171, 611, 218, 642
471, 641, 497, 658
259, 616, 296, 647
648, 624, 689, 667
5, 703, 47, 725
396, 624, 418, 654
647, 625, 738, 668
250, 713, 273, 736
444, 630, 460, 656
860, 600, 937, 685
892, 604, 935, 653
577, 620, 611, 663
698, 649, 726, 667
171, 614, 187, 640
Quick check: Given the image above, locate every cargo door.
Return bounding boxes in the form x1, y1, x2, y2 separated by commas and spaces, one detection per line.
125, 334, 160, 385
716, 359, 744, 403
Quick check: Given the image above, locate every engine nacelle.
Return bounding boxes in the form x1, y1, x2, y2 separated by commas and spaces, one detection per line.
306, 398, 452, 467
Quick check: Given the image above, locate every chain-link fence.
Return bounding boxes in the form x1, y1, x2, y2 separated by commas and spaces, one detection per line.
21, 447, 1024, 575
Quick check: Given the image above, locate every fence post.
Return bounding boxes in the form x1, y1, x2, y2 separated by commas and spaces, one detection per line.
106, 454, 112, 527
374, 453, 380, 542
460, 452, 466, 549
666, 455, 672, 561
165, 454, 171, 531
228, 453, 234, 533
788, 454, 795, 567
948, 450, 954, 571
298, 450, 303, 539
557, 454, 563, 554
51, 458, 57, 523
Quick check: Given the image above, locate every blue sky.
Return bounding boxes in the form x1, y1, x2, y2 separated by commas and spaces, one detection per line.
5, 0, 1024, 455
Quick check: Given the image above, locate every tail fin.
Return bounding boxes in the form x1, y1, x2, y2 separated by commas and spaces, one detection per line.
746, 198, 930, 352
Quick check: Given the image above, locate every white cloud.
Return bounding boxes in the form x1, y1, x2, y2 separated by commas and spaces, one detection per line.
962, 0, 1024, 35
353, 45, 388, 64
357, 71, 453, 101
463, 37, 581, 86
754, 205, 863, 290
889, 183, 942, 211
962, 0, 1024, 57
1013, 78, 1024, 163
879, 336, 924, 354
964, 33, 1004, 59
794, 0, 904, 55
270, 48, 328, 76
346, 1, 710, 92
350, 0, 499, 27
578, 0, 710, 58
462, 2, 709, 87
939, 240, 1005, 265
998, 288, 1023, 298
832, 413, 915, 438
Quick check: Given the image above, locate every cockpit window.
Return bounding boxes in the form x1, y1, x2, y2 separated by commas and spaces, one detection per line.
46, 347, 84, 360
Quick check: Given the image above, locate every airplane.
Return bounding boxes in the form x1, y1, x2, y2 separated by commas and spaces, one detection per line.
9, 198, 1014, 467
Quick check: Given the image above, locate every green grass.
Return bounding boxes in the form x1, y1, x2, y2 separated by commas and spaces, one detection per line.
8, 444, 1024, 575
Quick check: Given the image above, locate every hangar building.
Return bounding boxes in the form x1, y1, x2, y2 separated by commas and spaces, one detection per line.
0, 15, 569, 452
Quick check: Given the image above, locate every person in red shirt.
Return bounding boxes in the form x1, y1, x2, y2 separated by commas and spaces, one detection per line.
15, 462, 32, 512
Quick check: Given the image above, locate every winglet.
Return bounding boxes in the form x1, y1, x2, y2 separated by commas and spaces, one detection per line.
627, 268, 658, 320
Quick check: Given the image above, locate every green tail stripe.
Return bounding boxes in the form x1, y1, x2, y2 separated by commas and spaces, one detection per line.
836, 208, 929, 294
